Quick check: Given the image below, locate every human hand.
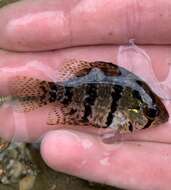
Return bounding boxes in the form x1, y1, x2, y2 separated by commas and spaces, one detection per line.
0, 1, 171, 190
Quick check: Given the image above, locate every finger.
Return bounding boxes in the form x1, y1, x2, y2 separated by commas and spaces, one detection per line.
0, 45, 170, 142
41, 130, 171, 190
0, 45, 171, 80
1, 0, 171, 51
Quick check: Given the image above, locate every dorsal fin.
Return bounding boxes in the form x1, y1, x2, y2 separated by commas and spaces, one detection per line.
56, 59, 121, 82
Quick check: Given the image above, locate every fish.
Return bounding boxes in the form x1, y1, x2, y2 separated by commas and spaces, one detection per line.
2, 60, 169, 134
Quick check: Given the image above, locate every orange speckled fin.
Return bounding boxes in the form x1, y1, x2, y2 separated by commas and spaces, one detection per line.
8, 76, 51, 97
56, 59, 121, 82
8, 76, 55, 112
47, 103, 96, 128
47, 104, 77, 125
12, 97, 49, 112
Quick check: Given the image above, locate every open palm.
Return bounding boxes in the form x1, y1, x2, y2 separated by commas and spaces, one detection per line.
0, 1, 171, 190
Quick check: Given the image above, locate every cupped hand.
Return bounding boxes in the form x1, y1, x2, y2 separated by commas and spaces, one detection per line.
0, 1, 171, 190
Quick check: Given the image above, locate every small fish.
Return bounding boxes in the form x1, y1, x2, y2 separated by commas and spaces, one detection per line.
2, 60, 169, 134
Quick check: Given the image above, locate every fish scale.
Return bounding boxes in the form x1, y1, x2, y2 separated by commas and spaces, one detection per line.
1, 60, 169, 134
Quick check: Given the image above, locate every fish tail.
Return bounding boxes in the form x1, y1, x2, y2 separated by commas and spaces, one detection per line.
7, 76, 63, 112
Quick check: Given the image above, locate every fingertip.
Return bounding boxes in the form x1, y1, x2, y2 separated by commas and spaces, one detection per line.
40, 129, 123, 187
40, 130, 94, 173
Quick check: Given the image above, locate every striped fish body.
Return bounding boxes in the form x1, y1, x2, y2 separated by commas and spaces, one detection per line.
6, 61, 169, 133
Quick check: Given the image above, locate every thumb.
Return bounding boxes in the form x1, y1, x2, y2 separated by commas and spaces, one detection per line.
40, 130, 171, 190
40, 130, 122, 186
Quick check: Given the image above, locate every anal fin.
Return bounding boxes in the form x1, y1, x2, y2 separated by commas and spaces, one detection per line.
47, 104, 77, 125
47, 101, 94, 127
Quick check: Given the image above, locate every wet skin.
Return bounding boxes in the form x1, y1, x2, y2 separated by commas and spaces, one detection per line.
0, 1, 171, 190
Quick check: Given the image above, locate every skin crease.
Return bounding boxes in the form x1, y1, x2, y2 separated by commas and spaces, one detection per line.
0, 0, 171, 190
1, 0, 171, 51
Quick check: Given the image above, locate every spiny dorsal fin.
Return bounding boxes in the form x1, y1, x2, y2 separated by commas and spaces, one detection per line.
56, 59, 121, 82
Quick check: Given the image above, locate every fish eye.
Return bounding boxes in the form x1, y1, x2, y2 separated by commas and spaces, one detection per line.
144, 107, 159, 119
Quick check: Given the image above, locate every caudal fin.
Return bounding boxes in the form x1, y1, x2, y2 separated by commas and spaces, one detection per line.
6, 76, 57, 112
